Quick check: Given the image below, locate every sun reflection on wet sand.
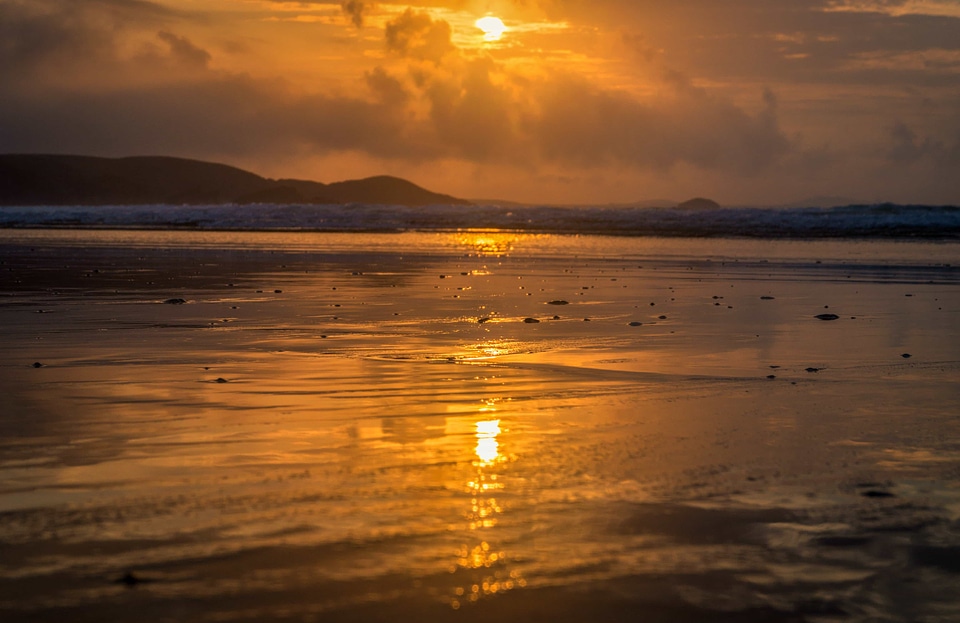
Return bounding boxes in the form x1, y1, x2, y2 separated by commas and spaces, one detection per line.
451, 411, 525, 609
454, 230, 523, 256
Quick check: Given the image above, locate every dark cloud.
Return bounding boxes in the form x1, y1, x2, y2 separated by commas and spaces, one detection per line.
536, 0, 960, 87
528, 72, 790, 172
157, 31, 210, 68
887, 120, 960, 167
0, 0, 182, 82
340, 1, 370, 28
385, 9, 455, 63
0, 1, 116, 76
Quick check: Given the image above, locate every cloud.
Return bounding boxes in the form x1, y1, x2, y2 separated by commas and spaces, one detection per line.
1, 0, 957, 203
887, 120, 960, 166
385, 9, 455, 63
0, 0, 186, 84
0, 1, 796, 176
528, 72, 791, 173
156, 31, 211, 68
340, 0, 370, 28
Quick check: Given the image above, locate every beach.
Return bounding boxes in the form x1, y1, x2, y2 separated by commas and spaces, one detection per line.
1, 229, 959, 622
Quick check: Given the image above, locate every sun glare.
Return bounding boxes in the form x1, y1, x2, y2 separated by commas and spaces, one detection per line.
475, 16, 507, 41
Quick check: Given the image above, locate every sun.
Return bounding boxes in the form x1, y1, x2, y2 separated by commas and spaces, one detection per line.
475, 16, 507, 42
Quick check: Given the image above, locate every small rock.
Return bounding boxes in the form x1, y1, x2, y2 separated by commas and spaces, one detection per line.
629, 321, 643, 327
552, 315, 561, 320
901, 353, 912, 359
163, 298, 186, 305
805, 367, 821, 373
760, 296, 775, 300
547, 300, 569, 305
32, 362, 43, 368
766, 375, 776, 379
861, 490, 895, 499
478, 317, 491, 324
815, 314, 840, 321
523, 317, 540, 324
116, 571, 145, 587
215, 377, 228, 384
658, 315, 667, 320
274, 290, 282, 294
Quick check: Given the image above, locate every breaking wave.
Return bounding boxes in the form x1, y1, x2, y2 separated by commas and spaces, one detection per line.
1, 202, 958, 239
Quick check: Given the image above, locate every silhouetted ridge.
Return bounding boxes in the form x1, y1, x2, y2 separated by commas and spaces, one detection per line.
677, 197, 721, 210
0, 154, 469, 207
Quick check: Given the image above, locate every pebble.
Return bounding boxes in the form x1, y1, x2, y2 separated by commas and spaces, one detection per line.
115, 572, 145, 587
901, 353, 912, 358
760, 296, 775, 300
815, 313, 839, 321
629, 321, 643, 327
548, 300, 569, 305
215, 378, 228, 383
32, 362, 43, 368
523, 317, 540, 324
163, 298, 186, 305
805, 367, 821, 373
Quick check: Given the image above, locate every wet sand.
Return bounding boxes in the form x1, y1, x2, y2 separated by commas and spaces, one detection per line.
1, 230, 959, 622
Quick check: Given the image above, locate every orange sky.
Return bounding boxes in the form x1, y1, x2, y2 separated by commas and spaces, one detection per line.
1, 0, 959, 204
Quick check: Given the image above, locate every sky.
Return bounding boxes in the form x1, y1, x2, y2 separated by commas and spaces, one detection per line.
1, 0, 959, 205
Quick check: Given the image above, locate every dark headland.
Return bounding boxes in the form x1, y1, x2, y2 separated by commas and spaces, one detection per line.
0, 154, 471, 207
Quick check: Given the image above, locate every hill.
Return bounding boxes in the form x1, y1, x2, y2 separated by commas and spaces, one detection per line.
676, 197, 721, 210
0, 154, 470, 207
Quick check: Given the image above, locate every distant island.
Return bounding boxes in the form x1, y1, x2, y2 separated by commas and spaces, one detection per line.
676, 197, 721, 210
0, 154, 471, 207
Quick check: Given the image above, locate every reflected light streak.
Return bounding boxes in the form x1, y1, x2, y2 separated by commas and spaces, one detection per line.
451, 413, 525, 609
474, 419, 502, 466
454, 231, 519, 256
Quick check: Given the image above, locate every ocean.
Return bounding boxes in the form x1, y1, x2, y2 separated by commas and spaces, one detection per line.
1, 202, 958, 238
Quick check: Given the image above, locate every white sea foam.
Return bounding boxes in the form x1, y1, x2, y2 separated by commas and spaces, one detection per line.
1, 202, 958, 238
